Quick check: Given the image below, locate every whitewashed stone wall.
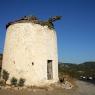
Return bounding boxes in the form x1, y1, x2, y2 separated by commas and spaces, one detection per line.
2, 23, 58, 86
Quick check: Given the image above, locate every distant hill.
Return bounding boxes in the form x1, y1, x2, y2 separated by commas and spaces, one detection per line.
0, 54, 2, 63
58, 62, 95, 78
78, 62, 95, 70
0, 54, 2, 71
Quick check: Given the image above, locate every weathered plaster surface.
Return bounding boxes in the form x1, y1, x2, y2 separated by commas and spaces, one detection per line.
2, 23, 58, 86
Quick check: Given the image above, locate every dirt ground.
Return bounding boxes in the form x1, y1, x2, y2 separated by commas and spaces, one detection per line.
0, 80, 95, 95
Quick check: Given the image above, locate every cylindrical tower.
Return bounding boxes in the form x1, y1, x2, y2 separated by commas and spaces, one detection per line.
2, 16, 59, 86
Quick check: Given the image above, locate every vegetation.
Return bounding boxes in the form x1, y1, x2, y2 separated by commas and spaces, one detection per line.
41, 16, 61, 29
18, 78, 25, 87
10, 77, 17, 86
2, 70, 9, 83
7, 16, 62, 30
58, 62, 95, 79
0, 80, 6, 86
0, 54, 2, 77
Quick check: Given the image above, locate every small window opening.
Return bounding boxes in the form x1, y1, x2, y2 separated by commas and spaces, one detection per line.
32, 62, 34, 65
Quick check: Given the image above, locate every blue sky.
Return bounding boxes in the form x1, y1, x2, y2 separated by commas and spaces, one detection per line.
0, 0, 95, 63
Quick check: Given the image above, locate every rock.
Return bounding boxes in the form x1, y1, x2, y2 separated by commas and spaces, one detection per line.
62, 81, 73, 89
4, 85, 11, 89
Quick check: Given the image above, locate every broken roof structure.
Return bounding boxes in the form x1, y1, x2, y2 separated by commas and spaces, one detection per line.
6, 16, 61, 29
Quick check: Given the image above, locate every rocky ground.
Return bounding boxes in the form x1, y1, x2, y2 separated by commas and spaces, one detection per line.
0, 80, 95, 95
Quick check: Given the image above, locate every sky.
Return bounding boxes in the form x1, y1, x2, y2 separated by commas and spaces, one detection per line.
0, 0, 95, 64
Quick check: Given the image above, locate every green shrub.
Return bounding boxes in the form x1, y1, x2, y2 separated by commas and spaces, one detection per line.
0, 79, 6, 86
11, 77, 17, 86
18, 78, 25, 87
2, 70, 9, 82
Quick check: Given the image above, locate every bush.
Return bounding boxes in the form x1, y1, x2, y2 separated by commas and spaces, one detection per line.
18, 78, 25, 87
0, 79, 6, 86
2, 70, 9, 82
11, 77, 17, 86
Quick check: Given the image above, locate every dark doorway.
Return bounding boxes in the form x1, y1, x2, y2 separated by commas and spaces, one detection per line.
47, 60, 53, 80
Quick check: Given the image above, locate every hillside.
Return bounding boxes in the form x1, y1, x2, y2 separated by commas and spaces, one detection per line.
0, 54, 2, 69
58, 62, 95, 79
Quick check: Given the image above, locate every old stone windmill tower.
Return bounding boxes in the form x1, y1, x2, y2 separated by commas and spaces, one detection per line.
2, 16, 61, 86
